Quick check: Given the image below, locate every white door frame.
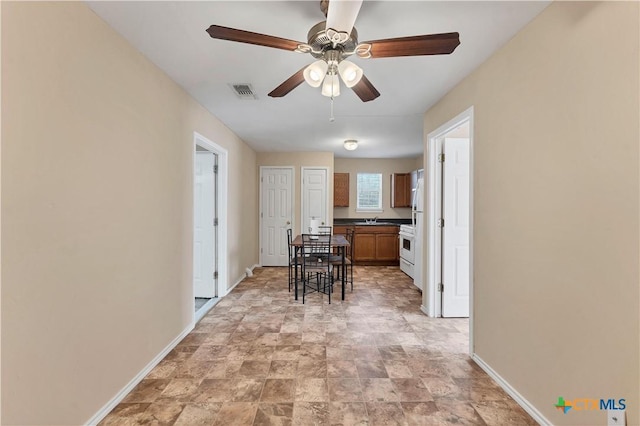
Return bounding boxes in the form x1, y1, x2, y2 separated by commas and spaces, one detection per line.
193, 132, 229, 315
300, 167, 330, 235
425, 106, 474, 353
259, 166, 295, 266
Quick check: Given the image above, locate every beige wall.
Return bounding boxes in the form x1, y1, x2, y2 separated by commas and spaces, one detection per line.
414, 155, 424, 171
1, 2, 258, 425
257, 152, 334, 235
424, 2, 639, 425
334, 158, 418, 219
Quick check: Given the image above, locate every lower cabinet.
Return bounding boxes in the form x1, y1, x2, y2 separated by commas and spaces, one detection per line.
354, 233, 376, 261
333, 225, 351, 237
375, 234, 399, 261
353, 226, 399, 265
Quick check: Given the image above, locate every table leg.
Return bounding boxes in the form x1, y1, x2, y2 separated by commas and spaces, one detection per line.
294, 246, 300, 300
341, 246, 346, 300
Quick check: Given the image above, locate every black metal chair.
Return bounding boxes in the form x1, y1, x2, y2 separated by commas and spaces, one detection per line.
330, 228, 354, 292
287, 228, 303, 292
301, 234, 334, 303
317, 225, 332, 235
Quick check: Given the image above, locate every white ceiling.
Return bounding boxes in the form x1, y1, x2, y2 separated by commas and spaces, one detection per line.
87, 1, 549, 158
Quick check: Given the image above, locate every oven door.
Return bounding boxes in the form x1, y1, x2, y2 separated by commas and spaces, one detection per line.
400, 258, 414, 279
399, 231, 415, 264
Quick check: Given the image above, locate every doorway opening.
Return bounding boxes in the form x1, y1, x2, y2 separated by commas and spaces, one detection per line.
193, 132, 228, 323
425, 106, 474, 350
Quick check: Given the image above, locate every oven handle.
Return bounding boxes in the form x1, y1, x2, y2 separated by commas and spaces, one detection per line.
399, 231, 414, 238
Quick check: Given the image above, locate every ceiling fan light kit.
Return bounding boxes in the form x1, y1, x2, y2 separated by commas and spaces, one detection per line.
343, 139, 358, 151
206, 0, 460, 105
337, 60, 363, 88
321, 73, 341, 97
303, 60, 329, 87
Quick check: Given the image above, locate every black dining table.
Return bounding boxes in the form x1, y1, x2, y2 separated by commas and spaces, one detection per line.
290, 234, 350, 301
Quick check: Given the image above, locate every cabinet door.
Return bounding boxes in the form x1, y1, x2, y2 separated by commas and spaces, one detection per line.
376, 233, 399, 261
334, 173, 349, 207
354, 233, 376, 261
333, 225, 349, 236
391, 173, 411, 208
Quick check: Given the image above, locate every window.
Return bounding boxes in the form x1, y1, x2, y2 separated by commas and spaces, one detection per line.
356, 173, 383, 211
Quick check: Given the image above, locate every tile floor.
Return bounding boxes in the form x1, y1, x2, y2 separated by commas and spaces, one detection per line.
100, 266, 536, 425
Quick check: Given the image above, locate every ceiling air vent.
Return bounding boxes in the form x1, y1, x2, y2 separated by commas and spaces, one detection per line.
230, 83, 258, 100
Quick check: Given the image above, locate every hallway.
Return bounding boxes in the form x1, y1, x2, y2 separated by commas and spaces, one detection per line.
100, 266, 535, 425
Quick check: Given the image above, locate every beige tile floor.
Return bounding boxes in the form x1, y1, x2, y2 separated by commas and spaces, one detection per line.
100, 266, 536, 425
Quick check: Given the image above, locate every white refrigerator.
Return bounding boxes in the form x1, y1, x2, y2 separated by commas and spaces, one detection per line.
412, 178, 424, 291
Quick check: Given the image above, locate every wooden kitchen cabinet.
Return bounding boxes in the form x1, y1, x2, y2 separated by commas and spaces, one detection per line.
334, 173, 349, 207
376, 234, 399, 261
353, 225, 399, 265
391, 173, 411, 208
354, 233, 376, 261
333, 225, 352, 237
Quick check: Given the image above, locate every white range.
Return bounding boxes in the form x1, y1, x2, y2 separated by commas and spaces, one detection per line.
399, 178, 424, 291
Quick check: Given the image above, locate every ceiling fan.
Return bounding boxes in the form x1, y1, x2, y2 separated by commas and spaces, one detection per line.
206, 0, 460, 103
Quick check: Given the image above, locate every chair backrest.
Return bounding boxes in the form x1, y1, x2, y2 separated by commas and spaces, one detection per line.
317, 225, 332, 235
345, 228, 354, 258
301, 234, 332, 273
286, 228, 293, 259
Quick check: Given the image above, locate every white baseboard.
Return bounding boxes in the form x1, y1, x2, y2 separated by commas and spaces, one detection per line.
472, 354, 552, 426
228, 264, 260, 293
228, 273, 246, 293
194, 297, 220, 323
420, 304, 430, 317
85, 323, 194, 425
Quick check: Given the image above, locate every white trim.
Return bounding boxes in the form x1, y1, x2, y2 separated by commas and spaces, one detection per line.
228, 263, 257, 293
300, 167, 330, 235
85, 324, 194, 426
472, 354, 552, 426
193, 132, 229, 303
425, 106, 474, 353
259, 166, 295, 266
194, 297, 220, 323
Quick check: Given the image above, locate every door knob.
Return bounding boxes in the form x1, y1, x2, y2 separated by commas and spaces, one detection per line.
286, 221, 291, 225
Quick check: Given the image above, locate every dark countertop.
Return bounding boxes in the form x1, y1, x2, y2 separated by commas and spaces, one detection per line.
334, 218, 411, 226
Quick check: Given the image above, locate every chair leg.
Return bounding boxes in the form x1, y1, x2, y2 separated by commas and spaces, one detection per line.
350, 264, 353, 291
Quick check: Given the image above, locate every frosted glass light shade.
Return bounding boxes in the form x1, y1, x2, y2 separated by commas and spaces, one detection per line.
321, 74, 340, 97
303, 60, 329, 88
343, 140, 358, 151
337, 60, 363, 88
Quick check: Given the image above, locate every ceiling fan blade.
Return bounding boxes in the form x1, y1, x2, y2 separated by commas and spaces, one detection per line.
206, 25, 303, 51
268, 67, 307, 98
326, 0, 363, 34
363, 32, 460, 58
351, 75, 380, 102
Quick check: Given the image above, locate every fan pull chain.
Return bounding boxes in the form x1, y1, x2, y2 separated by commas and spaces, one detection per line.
329, 96, 335, 122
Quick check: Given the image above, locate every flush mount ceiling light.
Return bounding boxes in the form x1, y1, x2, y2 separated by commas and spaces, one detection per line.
343, 139, 358, 151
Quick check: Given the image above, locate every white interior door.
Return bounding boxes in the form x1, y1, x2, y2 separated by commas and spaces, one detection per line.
302, 168, 327, 234
261, 167, 293, 266
442, 138, 470, 317
194, 152, 215, 298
